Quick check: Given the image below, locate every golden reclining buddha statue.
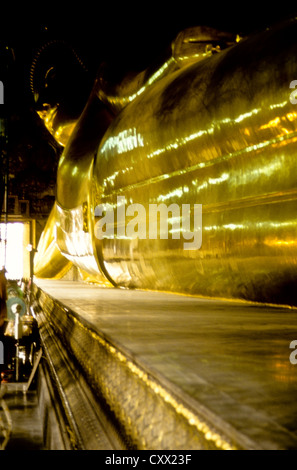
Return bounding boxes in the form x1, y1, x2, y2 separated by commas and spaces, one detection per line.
33, 18, 297, 307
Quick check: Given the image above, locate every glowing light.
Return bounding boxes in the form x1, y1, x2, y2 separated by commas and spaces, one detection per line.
269, 100, 288, 110
209, 173, 229, 185
286, 112, 297, 122
157, 188, 184, 202
265, 239, 297, 247
100, 128, 144, 155
234, 108, 260, 123
260, 117, 281, 130
0, 223, 24, 279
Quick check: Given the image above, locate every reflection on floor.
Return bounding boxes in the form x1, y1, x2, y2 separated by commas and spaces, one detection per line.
0, 383, 44, 450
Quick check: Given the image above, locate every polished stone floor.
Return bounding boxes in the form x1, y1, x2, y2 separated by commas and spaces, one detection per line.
35, 279, 297, 449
